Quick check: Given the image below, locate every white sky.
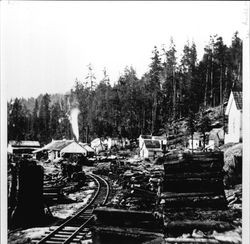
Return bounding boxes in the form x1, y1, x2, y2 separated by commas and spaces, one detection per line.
1, 1, 248, 99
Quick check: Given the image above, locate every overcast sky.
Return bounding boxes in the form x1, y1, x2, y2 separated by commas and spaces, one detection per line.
1, 1, 248, 100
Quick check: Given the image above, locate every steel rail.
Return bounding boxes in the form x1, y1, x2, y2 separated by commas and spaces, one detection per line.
37, 173, 109, 244
62, 174, 110, 244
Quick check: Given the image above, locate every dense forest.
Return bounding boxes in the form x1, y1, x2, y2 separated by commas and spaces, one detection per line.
8, 33, 242, 145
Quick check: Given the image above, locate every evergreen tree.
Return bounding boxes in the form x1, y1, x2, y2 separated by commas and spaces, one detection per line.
149, 46, 163, 134
8, 98, 27, 141
197, 109, 211, 150
38, 93, 51, 144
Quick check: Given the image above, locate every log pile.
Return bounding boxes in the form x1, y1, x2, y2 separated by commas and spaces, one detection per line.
162, 152, 227, 209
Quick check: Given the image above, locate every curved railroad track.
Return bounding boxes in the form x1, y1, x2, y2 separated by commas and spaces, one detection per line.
35, 173, 110, 244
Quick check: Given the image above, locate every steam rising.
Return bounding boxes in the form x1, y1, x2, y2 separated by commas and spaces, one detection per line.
70, 108, 80, 141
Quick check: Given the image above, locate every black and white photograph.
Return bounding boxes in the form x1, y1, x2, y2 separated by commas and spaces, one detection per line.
1, 1, 249, 244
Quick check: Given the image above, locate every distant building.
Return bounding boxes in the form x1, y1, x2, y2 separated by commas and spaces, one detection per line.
33, 139, 90, 161
90, 138, 106, 154
188, 132, 202, 150
8, 140, 40, 155
138, 134, 167, 151
138, 135, 152, 149
140, 139, 163, 159
225, 91, 242, 143
107, 137, 130, 150
152, 135, 167, 151
79, 142, 95, 157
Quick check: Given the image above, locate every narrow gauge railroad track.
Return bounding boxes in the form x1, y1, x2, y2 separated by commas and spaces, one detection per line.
34, 174, 110, 244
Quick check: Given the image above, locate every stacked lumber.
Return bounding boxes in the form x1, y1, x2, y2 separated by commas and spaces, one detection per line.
162, 152, 227, 209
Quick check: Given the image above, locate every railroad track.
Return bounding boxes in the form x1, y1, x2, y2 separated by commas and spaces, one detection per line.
34, 174, 110, 244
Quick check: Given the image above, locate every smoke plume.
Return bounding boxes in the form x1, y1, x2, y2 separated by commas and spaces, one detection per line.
70, 108, 80, 141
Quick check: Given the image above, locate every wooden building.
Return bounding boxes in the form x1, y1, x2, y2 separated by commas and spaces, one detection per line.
33, 139, 91, 161
8, 140, 40, 155
140, 139, 163, 159
225, 91, 242, 143
138, 135, 167, 151
90, 138, 106, 154
187, 132, 202, 150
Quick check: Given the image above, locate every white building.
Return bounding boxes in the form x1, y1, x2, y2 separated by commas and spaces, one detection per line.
188, 132, 202, 150
8, 140, 40, 155
225, 91, 242, 144
33, 139, 89, 161
140, 139, 163, 159
90, 138, 106, 154
138, 135, 152, 149
138, 134, 167, 151
107, 137, 130, 150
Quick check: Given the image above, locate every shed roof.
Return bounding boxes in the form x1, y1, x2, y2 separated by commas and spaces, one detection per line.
140, 135, 152, 139
60, 141, 87, 154
47, 140, 73, 151
79, 142, 95, 152
9, 140, 40, 147
232, 91, 242, 110
33, 140, 73, 153
225, 90, 242, 115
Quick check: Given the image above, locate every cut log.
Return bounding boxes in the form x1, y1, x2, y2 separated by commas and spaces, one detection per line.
164, 220, 233, 235
93, 207, 162, 231
161, 192, 218, 198
162, 180, 225, 193
164, 161, 223, 174
162, 195, 227, 209
92, 226, 163, 244
164, 172, 223, 180
165, 237, 220, 243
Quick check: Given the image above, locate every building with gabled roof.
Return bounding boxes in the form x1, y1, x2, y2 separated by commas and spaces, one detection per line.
8, 140, 40, 155
79, 142, 95, 157
140, 139, 163, 159
90, 138, 106, 154
225, 91, 242, 143
138, 134, 167, 152
33, 139, 91, 161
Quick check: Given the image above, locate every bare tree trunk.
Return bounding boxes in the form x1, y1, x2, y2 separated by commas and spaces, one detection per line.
220, 65, 223, 105
173, 69, 176, 119
191, 133, 194, 153
204, 67, 209, 107
151, 92, 157, 135
142, 105, 145, 134
210, 52, 214, 107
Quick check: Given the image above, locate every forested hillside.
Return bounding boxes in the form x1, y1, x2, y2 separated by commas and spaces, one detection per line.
8, 33, 242, 145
